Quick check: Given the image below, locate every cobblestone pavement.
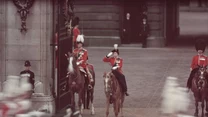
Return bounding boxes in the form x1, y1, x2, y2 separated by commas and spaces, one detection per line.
57, 46, 204, 117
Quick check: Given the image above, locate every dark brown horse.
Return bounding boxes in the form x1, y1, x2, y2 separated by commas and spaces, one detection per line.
103, 72, 125, 117
191, 66, 208, 117
82, 63, 96, 115
66, 53, 95, 115
66, 53, 85, 113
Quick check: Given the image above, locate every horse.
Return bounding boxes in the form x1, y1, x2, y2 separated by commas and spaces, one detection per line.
66, 53, 85, 113
191, 66, 208, 117
103, 72, 125, 117
82, 63, 95, 115
66, 53, 95, 115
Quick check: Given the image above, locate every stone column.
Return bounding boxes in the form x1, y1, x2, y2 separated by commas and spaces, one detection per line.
147, 1, 166, 47
0, 0, 6, 91
0, 0, 55, 113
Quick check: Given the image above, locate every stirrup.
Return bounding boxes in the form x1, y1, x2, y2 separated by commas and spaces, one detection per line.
88, 84, 93, 90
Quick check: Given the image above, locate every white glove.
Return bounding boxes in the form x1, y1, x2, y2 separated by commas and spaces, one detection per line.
107, 52, 113, 57
190, 68, 192, 72
76, 60, 83, 65
112, 66, 119, 70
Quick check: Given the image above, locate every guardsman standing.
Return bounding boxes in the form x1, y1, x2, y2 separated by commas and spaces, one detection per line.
123, 13, 131, 44
20, 60, 35, 92
139, 18, 149, 48
187, 39, 207, 90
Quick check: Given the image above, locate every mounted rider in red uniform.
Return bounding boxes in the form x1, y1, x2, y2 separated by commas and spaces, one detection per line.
187, 38, 208, 90
73, 35, 94, 89
103, 44, 129, 96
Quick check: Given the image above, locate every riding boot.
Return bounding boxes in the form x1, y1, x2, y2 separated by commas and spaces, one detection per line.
112, 70, 129, 96
119, 74, 129, 96
187, 77, 192, 89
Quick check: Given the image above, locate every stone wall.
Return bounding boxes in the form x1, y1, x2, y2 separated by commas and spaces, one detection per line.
74, 0, 121, 46
0, 0, 54, 95
0, 0, 6, 91
147, 0, 166, 47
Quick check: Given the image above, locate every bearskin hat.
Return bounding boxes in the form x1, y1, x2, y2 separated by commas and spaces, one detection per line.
72, 16, 80, 27
111, 44, 119, 55
195, 38, 206, 52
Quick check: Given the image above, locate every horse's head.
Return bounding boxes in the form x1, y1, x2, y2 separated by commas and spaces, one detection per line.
196, 66, 207, 89
103, 72, 114, 94
66, 52, 77, 74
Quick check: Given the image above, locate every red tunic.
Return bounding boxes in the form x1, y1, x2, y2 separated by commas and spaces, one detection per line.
73, 27, 80, 42
191, 55, 208, 69
73, 48, 88, 68
103, 56, 123, 74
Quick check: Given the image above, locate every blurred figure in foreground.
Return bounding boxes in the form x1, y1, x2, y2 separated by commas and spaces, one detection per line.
161, 76, 192, 117
0, 75, 32, 117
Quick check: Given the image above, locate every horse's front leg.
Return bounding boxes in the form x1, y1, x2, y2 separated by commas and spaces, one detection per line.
91, 90, 95, 115
206, 100, 208, 116
106, 96, 110, 117
71, 92, 76, 112
114, 99, 119, 117
78, 91, 84, 114
195, 99, 199, 117
120, 95, 125, 117
202, 99, 205, 117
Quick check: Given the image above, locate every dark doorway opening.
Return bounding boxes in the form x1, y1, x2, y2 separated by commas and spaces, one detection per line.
122, 1, 146, 44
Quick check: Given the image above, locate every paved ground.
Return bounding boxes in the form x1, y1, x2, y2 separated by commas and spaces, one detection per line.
56, 46, 205, 117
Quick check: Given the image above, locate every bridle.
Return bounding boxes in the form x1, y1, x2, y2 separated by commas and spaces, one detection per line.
196, 66, 207, 89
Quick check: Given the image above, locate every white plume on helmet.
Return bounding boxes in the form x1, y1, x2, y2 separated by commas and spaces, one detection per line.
76, 35, 84, 43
